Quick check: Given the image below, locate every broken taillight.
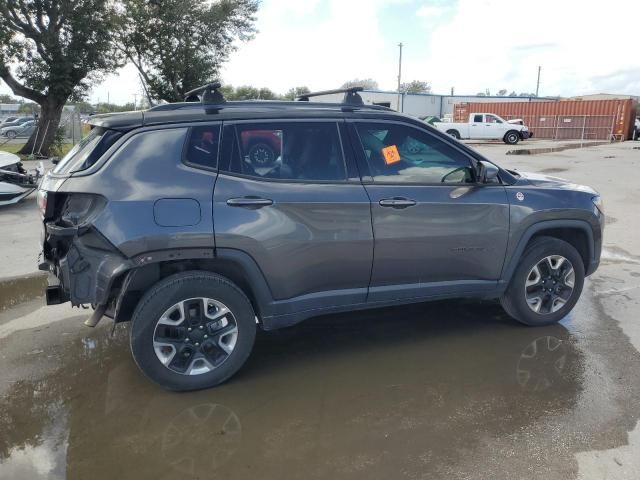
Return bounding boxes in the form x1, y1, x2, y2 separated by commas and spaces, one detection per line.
36, 189, 47, 218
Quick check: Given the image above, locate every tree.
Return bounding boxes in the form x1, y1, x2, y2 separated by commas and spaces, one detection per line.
0, 93, 18, 103
0, 1, 122, 155
341, 78, 379, 90
283, 86, 310, 100
117, 0, 258, 103
509, 91, 518, 97
497, 89, 508, 96
400, 80, 431, 94
476, 92, 487, 97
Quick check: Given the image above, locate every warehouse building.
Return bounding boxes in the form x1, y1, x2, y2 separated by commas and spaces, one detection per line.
312, 90, 555, 118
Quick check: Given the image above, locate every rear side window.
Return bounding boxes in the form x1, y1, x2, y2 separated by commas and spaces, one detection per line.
52, 127, 123, 175
184, 125, 221, 169
223, 121, 347, 182
473, 114, 483, 123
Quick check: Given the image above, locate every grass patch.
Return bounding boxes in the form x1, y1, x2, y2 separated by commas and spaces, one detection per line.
0, 142, 74, 160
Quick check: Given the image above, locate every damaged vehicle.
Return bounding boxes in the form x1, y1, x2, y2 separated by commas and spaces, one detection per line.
0, 151, 43, 206
38, 84, 604, 391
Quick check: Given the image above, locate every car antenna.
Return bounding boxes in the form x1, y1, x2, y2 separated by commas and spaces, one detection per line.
296, 86, 364, 106
184, 82, 226, 104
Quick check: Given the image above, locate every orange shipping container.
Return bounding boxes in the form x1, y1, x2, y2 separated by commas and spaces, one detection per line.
454, 99, 636, 140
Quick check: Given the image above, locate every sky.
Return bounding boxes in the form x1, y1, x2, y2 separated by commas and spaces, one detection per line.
2, 0, 639, 105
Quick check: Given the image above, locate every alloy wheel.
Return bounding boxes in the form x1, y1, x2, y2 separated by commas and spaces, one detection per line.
153, 298, 239, 375
524, 255, 575, 315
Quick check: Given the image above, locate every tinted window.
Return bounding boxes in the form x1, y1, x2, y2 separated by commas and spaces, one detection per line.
355, 122, 475, 184
225, 122, 346, 181
473, 114, 483, 122
185, 125, 220, 169
52, 127, 123, 174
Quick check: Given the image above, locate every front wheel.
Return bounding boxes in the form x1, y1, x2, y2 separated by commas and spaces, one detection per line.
504, 131, 520, 145
5, 130, 16, 139
500, 236, 585, 326
129, 271, 256, 391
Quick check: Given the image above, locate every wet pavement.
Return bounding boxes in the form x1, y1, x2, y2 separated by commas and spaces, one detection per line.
1, 141, 640, 479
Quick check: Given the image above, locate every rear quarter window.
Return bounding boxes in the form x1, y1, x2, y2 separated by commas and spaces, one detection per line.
52, 127, 123, 175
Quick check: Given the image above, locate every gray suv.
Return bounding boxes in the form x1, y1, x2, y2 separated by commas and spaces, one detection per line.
38, 85, 604, 391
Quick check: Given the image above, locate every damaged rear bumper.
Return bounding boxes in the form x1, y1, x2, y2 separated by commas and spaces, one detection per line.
40, 222, 132, 307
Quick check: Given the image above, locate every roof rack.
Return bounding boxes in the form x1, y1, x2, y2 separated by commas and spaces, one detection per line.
184, 82, 226, 104
296, 86, 364, 106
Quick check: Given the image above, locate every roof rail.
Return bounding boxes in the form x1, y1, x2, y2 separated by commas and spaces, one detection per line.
296, 86, 364, 106
184, 82, 226, 104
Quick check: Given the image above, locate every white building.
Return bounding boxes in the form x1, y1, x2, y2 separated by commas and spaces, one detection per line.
311, 90, 556, 119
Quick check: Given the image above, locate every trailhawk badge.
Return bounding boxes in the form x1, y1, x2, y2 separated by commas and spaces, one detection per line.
516, 192, 525, 201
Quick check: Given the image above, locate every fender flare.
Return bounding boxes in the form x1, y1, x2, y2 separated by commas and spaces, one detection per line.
499, 219, 595, 286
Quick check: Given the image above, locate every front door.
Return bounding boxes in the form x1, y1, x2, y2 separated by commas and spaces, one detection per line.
349, 121, 510, 302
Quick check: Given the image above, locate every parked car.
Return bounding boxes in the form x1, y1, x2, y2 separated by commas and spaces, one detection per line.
0, 116, 34, 128
0, 120, 36, 139
0, 116, 19, 126
38, 85, 603, 391
434, 112, 530, 144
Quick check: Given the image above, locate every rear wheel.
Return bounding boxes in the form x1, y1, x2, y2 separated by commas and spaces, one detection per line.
129, 271, 256, 391
446, 129, 461, 140
501, 236, 585, 326
504, 131, 520, 144
5, 130, 16, 139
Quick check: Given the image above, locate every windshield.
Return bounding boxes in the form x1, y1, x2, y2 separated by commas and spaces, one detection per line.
52, 127, 123, 175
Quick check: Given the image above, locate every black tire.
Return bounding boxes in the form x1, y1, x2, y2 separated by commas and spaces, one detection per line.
446, 129, 461, 140
129, 271, 256, 391
248, 142, 276, 167
6, 130, 16, 139
500, 236, 585, 326
504, 130, 520, 145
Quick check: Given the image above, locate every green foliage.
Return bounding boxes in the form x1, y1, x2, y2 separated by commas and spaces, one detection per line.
283, 86, 311, 100
0, 0, 123, 155
117, 0, 258, 103
497, 89, 508, 96
49, 126, 66, 157
0, 93, 17, 103
400, 80, 431, 94
341, 79, 379, 90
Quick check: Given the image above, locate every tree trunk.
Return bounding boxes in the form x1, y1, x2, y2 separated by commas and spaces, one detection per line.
18, 98, 65, 157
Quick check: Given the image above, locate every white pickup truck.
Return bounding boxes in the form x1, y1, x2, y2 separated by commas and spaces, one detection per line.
434, 113, 530, 144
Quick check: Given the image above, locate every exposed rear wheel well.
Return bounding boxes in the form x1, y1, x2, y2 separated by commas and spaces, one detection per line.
528, 228, 590, 271
111, 258, 264, 323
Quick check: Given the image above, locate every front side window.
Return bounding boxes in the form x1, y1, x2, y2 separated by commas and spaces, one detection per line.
225, 122, 346, 182
485, 114, 502, 124
355, 122, 475, 184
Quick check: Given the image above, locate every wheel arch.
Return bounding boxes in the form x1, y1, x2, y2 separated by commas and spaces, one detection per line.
501, 220, 594, 286
109, 248, 274, 324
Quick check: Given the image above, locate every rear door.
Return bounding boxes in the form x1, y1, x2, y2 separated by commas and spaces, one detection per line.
213, 119, 373, 309
349, 120, 509, 302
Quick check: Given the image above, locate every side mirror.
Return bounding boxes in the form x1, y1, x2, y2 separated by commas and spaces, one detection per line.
477, 160, 499, 183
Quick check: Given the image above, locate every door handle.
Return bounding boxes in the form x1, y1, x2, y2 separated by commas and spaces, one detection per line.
379, 197, 416, 208
226, 197, 273, 208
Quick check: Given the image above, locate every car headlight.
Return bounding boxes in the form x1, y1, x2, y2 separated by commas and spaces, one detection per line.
592, 195, 604, 215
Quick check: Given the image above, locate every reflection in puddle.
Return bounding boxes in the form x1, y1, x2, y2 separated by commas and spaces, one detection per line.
506, 142, 610, 155
0, 299, 589, 479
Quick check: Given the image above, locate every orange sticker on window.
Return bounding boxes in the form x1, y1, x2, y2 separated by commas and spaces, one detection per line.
382, 145, 401, 165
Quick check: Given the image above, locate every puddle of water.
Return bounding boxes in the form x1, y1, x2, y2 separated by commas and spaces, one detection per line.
506, 142, 611, 155
0, 273, 47, 311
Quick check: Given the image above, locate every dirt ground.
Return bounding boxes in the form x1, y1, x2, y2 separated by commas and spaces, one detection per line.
0, 139, 639, 479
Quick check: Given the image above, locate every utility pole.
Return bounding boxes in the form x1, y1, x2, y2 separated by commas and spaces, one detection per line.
535, 66, 541, 97
133, 93, 138, 111
397, 42, 403, 112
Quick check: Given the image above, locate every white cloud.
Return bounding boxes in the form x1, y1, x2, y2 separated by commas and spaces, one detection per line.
2, 0, 638, 104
